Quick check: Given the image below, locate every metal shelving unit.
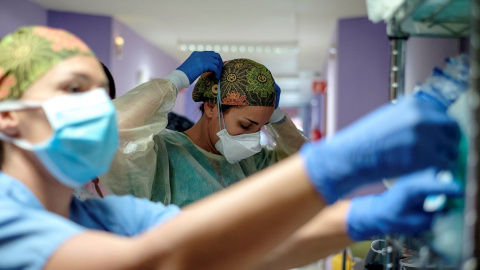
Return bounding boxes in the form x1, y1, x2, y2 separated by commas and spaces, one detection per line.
387, 0, 471, 101
381, 0, 479, 269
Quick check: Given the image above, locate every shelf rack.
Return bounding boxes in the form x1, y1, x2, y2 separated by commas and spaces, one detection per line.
382, 0, 479, 269
387, 0, 471, 101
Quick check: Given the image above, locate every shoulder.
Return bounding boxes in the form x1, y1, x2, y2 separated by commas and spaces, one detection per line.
0, 198, 84, 270
157, 130, 198, 151
77, 195, 181, 235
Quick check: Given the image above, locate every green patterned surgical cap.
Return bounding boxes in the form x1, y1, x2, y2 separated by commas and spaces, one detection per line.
0, 26, 94, 100
192, 58, 275, 107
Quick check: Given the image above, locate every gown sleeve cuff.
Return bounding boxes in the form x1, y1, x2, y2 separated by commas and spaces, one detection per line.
165, 70, 191, 93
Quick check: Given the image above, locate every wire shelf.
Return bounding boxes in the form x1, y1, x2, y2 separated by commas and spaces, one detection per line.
387, 0, 471, 38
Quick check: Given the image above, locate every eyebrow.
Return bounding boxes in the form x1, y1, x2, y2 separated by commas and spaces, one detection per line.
244, 118, 260, 126
73, 73, 109, 90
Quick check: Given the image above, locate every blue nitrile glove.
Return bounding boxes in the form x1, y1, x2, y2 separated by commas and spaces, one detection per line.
176, 51, 223, 84
274, 82, 281, 109
300, 94, 461, 204
346, 168, 463, 241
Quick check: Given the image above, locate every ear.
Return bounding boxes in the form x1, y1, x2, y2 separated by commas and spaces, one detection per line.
0, 111, 20, 137
204, 102, 217, 119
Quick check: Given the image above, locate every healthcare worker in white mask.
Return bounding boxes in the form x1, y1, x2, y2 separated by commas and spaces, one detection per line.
101, 56, 308, 206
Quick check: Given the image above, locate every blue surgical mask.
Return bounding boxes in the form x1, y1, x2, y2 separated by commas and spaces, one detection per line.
214, 80, 262, 164
0, 89, 118, 188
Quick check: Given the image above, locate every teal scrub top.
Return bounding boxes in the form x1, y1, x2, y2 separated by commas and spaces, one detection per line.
150, 130, 288, 206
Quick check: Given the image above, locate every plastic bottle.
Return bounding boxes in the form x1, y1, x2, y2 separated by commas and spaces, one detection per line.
414, 53, 469, 109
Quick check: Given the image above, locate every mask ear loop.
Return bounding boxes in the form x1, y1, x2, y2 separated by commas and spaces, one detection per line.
216, 77, 226, 132
0, 100, 43, 112
0, 100, 44, 149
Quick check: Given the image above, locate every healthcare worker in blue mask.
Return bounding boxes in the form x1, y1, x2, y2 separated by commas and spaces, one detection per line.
101, 55, 307, 207
0, 26, 464, 270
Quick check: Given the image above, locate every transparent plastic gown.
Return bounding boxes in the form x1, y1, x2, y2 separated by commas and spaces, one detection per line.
99, 78, 307, 207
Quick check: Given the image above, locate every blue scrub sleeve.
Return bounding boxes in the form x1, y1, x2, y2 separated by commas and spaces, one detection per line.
71, 195, 181, 236
0, 200, 85, 270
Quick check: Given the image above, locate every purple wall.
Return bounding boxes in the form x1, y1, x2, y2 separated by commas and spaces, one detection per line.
184, 85, 202, 122
111, 19, 180, 97
336, 17, 390, 130
47, 11, 112, 68
0, 1, 182, 108
0, 0, 47, 37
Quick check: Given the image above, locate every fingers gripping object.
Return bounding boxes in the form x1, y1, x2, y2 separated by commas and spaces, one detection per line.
300, 94, 461, 204
346, 168, 463, 241
176, 51, 224, 84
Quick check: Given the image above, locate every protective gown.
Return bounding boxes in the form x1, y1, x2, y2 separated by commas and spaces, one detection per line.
100, 78, 307, 207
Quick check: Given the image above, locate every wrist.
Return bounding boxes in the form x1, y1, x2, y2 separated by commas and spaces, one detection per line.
299, 142, 340, 204
346, 196, 382, 241
166, 70, 190, 93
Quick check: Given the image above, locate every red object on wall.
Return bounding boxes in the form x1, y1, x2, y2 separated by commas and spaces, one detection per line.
310, 128, 322, 141
312, 80, 327, 94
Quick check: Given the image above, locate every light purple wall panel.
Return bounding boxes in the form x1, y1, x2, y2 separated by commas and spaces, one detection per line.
110, 19, 180, 97
336, 17, 390, 130
0, 0, 47, 37
184, 85, 201, 122
404, 37, 461, 95
47, 11, 112, 67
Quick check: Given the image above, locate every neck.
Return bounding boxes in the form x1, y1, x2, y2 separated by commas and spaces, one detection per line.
185, 116, 220, 154
2, 143, 73, 218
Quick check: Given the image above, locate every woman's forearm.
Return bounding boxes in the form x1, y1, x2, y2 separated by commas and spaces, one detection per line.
251, 200, 354, 270
137, 155, 326, 270
114, 79, 177, 129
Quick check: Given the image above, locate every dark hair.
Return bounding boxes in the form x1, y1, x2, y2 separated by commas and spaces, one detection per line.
199, 102, 236, 115
101, 62, 116, 99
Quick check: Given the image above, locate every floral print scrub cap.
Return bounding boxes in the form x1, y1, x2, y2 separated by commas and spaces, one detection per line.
192, 58, 275, 107
0, 26, 94, 100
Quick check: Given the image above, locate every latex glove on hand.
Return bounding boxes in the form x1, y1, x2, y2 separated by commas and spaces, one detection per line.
300, 94, 461, 204
346, 168, 463, 241
176, 51, 223, 84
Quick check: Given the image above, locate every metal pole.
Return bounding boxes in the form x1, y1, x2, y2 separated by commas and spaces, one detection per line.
389, 37, 407, 102
386, 37, 408, 270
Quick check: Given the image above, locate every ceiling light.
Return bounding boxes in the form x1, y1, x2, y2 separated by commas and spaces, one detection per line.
114, 36, 125, 57
178, 41, 298, 55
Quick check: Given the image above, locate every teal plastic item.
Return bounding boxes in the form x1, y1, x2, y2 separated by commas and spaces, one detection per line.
412, 0, 471, 23
429, 132, 467, 264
